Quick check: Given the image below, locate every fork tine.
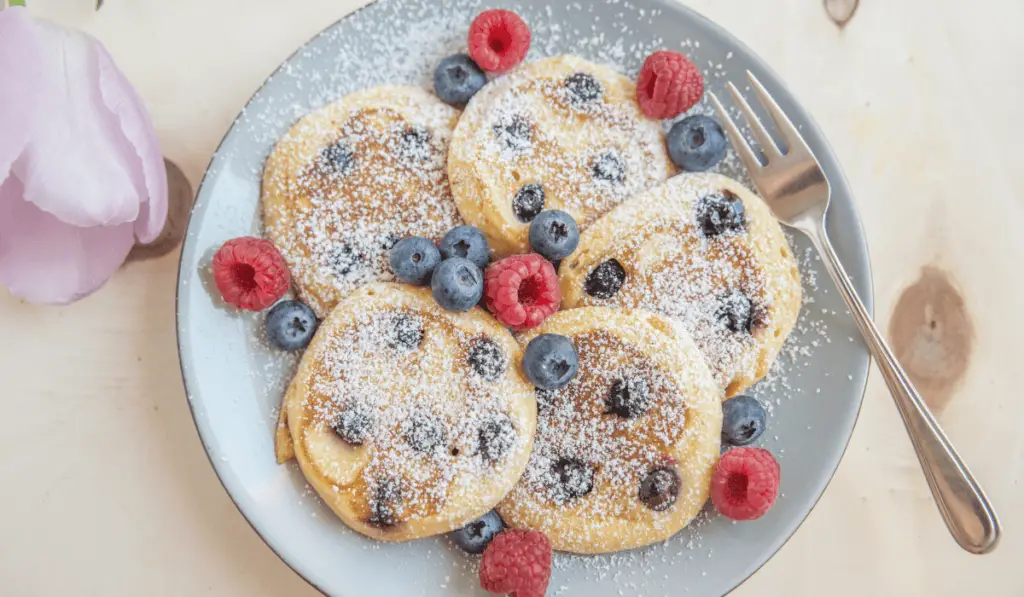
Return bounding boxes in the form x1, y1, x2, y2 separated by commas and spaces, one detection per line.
725, 81, 783, 160
745, 71, 812, 157
709, 91, 764, 173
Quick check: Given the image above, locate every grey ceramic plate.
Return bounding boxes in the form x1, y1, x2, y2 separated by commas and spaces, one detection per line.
176, 1, 873, 595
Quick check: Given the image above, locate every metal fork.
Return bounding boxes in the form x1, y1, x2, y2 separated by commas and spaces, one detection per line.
710, 72, 1000, 555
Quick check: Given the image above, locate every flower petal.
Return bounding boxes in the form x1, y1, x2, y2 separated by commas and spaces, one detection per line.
10, 20, 140, 229
94, 44, 168, 243
0, 7, 45, 177
0, 175, 134, 304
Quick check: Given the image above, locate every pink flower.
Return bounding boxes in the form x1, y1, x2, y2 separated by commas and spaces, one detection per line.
0, 7, 167, 304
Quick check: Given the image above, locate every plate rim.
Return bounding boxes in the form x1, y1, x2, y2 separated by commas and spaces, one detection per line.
175, 1, 875, 595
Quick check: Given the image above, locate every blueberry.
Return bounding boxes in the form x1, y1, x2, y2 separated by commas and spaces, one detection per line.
529, 210, 580, 262
389, 236, 441, 285
584, 258, 626, 299
265, 300, 318, 351
396, 126, 433, 163
716, 290, 758, 334
433, 54, 488, 108
512, 183, 546, 223
431, 257, 484, 312
403, 415, 445, 453
331, 406, 373, 446
522, 334, 579, 390
477, 416, 516, 462
451, 510, 505, 554
696, 190, 746, 237
318, 140, 355, 176
368, 477, 401, 527
605, 375, 651, 419
563, 72, 603, 106
492, 113, 533, 154
591, 149, 626, 184
385, 313, 424, 351
638, 467, 680, 511
721, 395, 766, 446
327, 242, 364, 278
535, 387, 556, 413
468, 338, 507, 382
667, 115, 728, 172
550, 458, 594, 503
439, 225, 490, 269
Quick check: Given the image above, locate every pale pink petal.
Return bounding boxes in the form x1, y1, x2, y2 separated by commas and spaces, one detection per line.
0, 175, 134, 304
94, 44, 168, 243
0, 7, 45, 177
10, 20, 140, 229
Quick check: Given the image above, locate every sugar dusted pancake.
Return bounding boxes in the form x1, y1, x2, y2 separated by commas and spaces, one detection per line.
276, 284, 537, 541
448, 55, 675, 256
560, 173, 803, 397
498, 308, 721, 554
263, 85, 462, 318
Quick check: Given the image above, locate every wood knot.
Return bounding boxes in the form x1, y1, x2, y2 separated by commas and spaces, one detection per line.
824, 0, 860, 28
888, 266, 973, 412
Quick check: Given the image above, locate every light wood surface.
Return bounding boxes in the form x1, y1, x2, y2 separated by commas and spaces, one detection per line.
2, 0, 1021, 595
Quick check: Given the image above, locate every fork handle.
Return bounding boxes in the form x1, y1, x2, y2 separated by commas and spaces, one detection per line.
805, 219, 1000, 554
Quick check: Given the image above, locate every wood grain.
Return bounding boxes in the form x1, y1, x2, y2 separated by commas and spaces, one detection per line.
1, 0, 1021, 595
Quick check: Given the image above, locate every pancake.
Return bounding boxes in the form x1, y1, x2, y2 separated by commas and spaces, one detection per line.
559, 172, 803, 397
447, 55, 675, 257
276, 283, 537, 541
262, 85, 463, 318
498, 307, 721, 553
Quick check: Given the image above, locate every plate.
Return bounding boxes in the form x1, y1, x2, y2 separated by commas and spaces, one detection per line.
176, 0, 873, 595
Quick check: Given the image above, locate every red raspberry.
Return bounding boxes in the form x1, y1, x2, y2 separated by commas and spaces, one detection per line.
211, 237, 290, 311
479, 529, 552, 597
635, 50, 704, 119
484, 254, 560, 331
710, 447, 780, 521
468, 9, 531, 73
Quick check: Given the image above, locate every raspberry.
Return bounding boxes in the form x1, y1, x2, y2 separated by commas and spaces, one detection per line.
635, 50, 704, 119
484, 254, 560, 331
212, 237, 290, 311
710, 447, 780, 521
479, 529, 552, 597
468, 9, 531, 73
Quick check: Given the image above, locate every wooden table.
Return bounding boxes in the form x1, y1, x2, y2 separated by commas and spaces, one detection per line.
3, 0, 1021, 594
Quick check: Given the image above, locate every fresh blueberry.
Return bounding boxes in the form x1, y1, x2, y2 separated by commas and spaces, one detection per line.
667, 115, 728, 172
439, 225, 490, 269
696, 190, 746, 237
522, 334, 579, 390
389, 236, 441, 286
584, 258, 626, 299
512, 183, 546, 223
529, 210, 580, 262
433, 54, 488, 108
265, 300, 318, 351
721, 395, 767, 446
451, 510, 505, 554
431, 257, 484, 312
